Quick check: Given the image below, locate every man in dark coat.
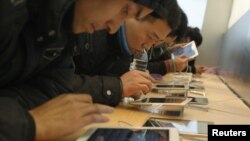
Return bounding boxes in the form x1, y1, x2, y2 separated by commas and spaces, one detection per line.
0, 0, 162, 140
73, 0, 181, 106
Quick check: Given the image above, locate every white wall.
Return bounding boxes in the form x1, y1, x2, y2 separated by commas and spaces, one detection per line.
196, 0, 233, 67
177, 0, 207, 29
228, 0, 250, 28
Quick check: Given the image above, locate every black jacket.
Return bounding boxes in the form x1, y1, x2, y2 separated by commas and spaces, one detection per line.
147, 44, 172, 75
0, 98, 35, 141
73, 29, 133, 106
0, 0, 79, 140
0, 0, 77, 108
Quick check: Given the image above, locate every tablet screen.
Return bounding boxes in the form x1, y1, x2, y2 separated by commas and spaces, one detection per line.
145, 119, 213, 134
87, 128, 169, 141
172, 41, 198, 58
155, 84, 185, 88
141, 98, 185, 103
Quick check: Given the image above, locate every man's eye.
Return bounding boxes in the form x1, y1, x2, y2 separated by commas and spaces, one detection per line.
122, 6, 129, 16
147, 35, 153, 41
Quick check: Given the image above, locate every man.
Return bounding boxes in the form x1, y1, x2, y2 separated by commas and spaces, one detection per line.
148, 26, 204, 75
147, 10, 189, 75
181, 27, 204, 74
73, 0, 181, 106
0, 0, 161, 140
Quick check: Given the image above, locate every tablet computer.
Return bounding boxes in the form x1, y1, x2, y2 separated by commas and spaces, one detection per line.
129, 97, 191, 106
76, 127, 179, 141
188, 97, 208, 105
152, 84, 186, 91
172, 41, 199, 59
145, 118, 213, 137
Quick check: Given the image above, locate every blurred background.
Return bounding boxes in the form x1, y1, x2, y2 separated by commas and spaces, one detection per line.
178, 0, 250, 106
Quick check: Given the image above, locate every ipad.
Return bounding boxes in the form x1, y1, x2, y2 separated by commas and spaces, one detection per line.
145, 118, 213, 137
172, 41, 199, 58
152, 84, 186, 91
130, 97, 191, 106
76, 127, 179, 141
155, 84, 185, 88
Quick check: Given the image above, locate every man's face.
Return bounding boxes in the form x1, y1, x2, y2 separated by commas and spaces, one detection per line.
126, 18, 171, 55
73, 0, 152, 34
164, 35, 177, 46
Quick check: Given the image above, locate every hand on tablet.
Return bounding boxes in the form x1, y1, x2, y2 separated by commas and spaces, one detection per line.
169, 43, 187, 52
120, 70, 154, 97
29, 94, 114, 141
173, 54, 188, 72
195, 65, 207, 75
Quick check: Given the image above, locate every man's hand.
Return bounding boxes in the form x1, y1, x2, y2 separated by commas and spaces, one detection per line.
195, 65, 206, 75
169, 43, 187, 52
120, 70, 153, 98
173, 54, 188, 72
29, 94, 113, 141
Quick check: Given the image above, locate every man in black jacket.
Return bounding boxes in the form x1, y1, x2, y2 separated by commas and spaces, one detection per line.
73, 0, 181, 106
148, 26, 203, 75
0, 0, 162, 141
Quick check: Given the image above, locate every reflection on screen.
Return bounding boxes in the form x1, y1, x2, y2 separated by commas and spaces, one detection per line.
87, 128, 169, 141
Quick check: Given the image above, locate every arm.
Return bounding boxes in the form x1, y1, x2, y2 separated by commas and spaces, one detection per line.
0, 56, 75, 109
0, 95, 114, 141
71, 70, 153, 106
148, 55, 188, 75
71, 74, 123, 107
0, 98, 35, 141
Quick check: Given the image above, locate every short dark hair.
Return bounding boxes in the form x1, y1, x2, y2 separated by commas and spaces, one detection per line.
167, 9, 188, 42
140, 0, 181, 31
186, 27, 203, 47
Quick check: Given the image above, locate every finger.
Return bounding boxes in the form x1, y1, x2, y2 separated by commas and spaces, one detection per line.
137, 71, 155, 82
131, 92, 142, 99
81, 104, 114, 116
139, 84, 151, 94
139, 77, 153, 90
179, 54, 188, 59
76, 94, 93, 103
61, 94, 93, 103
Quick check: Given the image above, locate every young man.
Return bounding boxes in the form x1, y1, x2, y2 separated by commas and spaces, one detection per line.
181, 27, 204, 74
148, 26, 204, 75
0, 0, 161, 140
73, 0, 181, 106
147, 10, 189, 75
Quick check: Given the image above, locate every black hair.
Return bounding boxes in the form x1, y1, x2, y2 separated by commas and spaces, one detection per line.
186, 27, 203, 47
167, 9, 188, 42
140, 0, 181, 32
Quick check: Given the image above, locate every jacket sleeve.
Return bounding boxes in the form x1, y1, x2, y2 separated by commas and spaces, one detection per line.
0, 98, 35, 141
0, 56, 75, 109
71, 74, 123, 107
147, 59, 176, 75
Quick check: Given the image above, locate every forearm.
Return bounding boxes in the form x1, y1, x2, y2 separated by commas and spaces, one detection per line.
71, 74, 123, 106
0, 98, 35, 141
